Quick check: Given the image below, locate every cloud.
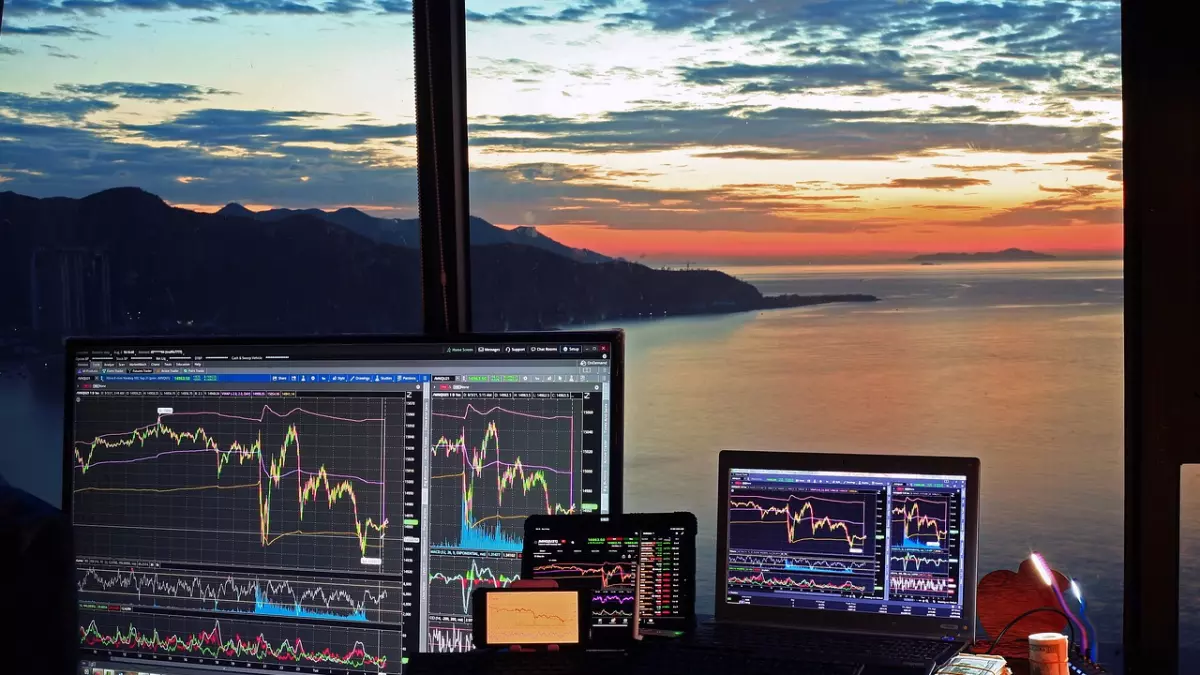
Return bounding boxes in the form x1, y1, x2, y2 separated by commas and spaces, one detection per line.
838, 176, 991, 191
2, 23, 99, 36
974, 60, 1066, 81
0, 117, 419, 210
1037, 184, 1113, 198
42, 44, 80, 58
191, 14, 220, 21
0, 46, 23, 56
1049, 151, 1123, 182
934, 162, 1032, 173
56, 82, 237, 102
4, 0, 394, 16
968, 179, 1121, 227
0, 91, 116, 120
375, 0, 411, 13
470, 105, 1118, 160
122, 107, 416, 150
680, 61, 922, 93
1056, 83, 1121, 99
467, 0, 614, 26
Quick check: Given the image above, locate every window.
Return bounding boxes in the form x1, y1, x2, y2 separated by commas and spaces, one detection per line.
465, 0, 1124, 652
0, 0, 419, 506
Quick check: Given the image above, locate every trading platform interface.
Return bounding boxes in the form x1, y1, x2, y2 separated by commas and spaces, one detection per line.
68, 339, 616, 673
527, 522, 689, 633
724, 469, 967, 619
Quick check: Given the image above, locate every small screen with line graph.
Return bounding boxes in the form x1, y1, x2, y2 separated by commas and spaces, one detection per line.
725, 468, 967, 620
66, 336, 620, 674
483, 590, 583, 646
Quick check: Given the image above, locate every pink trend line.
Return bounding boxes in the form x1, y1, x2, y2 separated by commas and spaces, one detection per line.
731, 494, 873, 507
434, 404, 576, 507
73, 447, 383, 484
77, 405, 383, 445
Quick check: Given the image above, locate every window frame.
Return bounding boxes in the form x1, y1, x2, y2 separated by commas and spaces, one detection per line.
1122, 3, 1199, 673
412, 1, 1195, 670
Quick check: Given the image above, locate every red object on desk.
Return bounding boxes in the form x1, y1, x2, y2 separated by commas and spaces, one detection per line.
973, 558, 1071, 659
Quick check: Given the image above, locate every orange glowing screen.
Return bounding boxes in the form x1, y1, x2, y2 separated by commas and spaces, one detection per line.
485, 591, 580, 645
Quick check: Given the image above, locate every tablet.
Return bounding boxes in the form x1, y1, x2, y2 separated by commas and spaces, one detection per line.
522, 512, 697, 639
471, 588, 591, 649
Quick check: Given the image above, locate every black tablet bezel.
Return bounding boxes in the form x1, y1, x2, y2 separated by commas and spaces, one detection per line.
715, 450, 980, 642
471, 587, 592, 649
521, 512, 698, 630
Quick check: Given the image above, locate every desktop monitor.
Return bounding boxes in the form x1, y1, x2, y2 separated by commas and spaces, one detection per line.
716, 451, 979, 642
64, 332, 623, 674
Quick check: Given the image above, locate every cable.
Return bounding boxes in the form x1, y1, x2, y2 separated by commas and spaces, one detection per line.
983, 607, 1077, 655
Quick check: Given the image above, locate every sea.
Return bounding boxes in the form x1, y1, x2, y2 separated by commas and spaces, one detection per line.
4, 258, 1194, 659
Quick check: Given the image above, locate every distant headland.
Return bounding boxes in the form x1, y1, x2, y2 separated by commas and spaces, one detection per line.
910, 248, 1057, 263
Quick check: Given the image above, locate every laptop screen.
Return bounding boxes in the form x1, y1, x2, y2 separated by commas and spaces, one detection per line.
724, 467, 968, 620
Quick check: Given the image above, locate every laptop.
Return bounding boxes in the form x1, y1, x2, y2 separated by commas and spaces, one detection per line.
705, 450, 981, 674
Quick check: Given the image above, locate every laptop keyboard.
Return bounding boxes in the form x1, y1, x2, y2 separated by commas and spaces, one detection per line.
704, 623, 957, 664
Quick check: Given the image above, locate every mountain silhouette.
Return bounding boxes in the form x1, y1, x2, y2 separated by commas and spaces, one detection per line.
0, 188, 878, 345
911, 248, 1056, 262
217, 203, 610, 263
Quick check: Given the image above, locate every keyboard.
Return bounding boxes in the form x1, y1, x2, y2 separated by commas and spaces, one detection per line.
703, 623, 959, 667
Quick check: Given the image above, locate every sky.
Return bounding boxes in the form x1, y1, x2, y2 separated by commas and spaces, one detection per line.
0, 0, 1122, 261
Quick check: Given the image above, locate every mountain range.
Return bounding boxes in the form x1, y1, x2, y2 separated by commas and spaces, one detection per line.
215, 203, 613, 264
0, 188, 878, 345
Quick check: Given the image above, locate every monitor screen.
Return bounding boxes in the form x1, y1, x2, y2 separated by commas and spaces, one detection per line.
67, 334, 621, 674
723, 468, 968, 620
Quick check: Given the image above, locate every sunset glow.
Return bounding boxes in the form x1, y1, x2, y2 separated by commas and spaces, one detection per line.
0, 0, 1122, 260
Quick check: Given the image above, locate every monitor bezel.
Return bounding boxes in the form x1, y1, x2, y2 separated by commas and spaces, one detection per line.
61, 330, 625, 666
715, 450, 979, 641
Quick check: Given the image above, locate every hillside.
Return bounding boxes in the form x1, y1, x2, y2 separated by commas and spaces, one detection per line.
217, 204, 611, 263
0, 188, 879, 344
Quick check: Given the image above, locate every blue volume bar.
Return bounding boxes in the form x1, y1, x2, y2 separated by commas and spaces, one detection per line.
251, 587, 367, 622
437, 515, 523, 553
97, 373, 431, 383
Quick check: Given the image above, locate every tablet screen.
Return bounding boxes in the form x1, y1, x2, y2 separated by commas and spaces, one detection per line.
484, 590, 581, 646
524, 513, 696, 634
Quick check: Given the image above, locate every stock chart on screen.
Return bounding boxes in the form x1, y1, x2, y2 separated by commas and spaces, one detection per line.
724, 468, 966, 619
68, 337, 618, 674
524, 514, 695, 638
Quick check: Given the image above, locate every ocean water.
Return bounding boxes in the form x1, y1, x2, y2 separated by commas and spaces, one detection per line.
615, 260, 1127, 643
3, 259, 1173, 655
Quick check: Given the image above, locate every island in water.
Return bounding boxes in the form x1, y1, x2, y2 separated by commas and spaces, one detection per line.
911, 248, 1057, 263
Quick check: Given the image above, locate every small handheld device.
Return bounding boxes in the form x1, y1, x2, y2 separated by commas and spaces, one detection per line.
471, 588, 591, 650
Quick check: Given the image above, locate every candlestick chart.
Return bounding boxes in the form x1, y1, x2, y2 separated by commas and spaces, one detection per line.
531, 562, 637, 589
890, 496, 950, 549
70, 395, 405, 574
886, 490, 960, 602
727, 493, 877, 556
428, 394, 582, 553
